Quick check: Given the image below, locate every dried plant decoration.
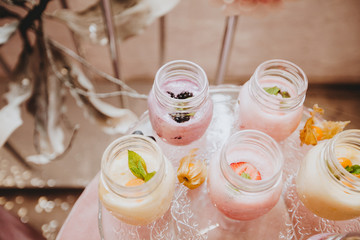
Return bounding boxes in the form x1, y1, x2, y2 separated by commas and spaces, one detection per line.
0, 21, 18, 45
46, 39, 140, 135
299, 104, 351, 146
50, 0, 180, 44
0, 0, 154, 164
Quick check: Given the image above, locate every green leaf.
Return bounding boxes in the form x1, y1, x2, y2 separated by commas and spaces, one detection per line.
281, 91, 291, 98
263, 86, 280, 96
144, 171, 156, 182
263, 86, 291, 98
136, 158, 147, 179
345, 164, 360, 175
240, 172, 251, 180
128, 150, 147, 180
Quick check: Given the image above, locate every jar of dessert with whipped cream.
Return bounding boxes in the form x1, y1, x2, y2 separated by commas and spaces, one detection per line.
296, 129, 360, 220
235, 59, 308, 142
147, 60, 213, 146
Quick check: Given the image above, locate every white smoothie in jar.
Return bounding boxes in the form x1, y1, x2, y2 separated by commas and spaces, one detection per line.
296, 130, 360, 220
99, 135, 176, 225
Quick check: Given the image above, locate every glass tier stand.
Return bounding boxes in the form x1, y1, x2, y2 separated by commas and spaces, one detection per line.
99, 85, 360, 240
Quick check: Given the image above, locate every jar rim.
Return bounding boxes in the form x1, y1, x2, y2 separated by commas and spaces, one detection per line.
251, 59, 308, 111
323, 129, 360, 192
153, 60, 209, 110
220, 129, 284, 192
100, 135, 165, 198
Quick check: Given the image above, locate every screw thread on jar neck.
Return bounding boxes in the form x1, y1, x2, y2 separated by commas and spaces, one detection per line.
329, 232, 360, 240
249, 59, 308, 111
100, 135, 165, 199
220, 130, 284, 192
153, 60, 209, 110
322, 129, 360, 192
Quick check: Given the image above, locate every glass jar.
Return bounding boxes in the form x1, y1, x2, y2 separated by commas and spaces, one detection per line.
147, 60, 213, 146
98, 134, 176, 226
308, 232, 360, 240
296, 129, 360, 220
207, 130, 284, 221
235, 59, 308, 142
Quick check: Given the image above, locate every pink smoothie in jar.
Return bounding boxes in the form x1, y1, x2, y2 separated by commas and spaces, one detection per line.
148, 60, 213, 146
207, 130, 284, 221
235, 59, 308, 142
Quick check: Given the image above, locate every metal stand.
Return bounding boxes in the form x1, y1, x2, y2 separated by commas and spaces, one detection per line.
215, 15, 239, 85
100, 0, 123, 106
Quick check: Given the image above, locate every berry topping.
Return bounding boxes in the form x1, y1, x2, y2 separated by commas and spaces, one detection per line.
170, 112, 191, 123
230, 162, 261, 180
176, 91, 193, 99
167, 91, 175, 98
166, 91, 194, 99
132, 130, 144, 135
147, 136, 156, 142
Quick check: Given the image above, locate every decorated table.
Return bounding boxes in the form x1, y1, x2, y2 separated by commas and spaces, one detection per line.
56, 85, 360, 240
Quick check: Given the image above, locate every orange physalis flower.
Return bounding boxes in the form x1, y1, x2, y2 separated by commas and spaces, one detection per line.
177, 148, 207, 189
299, 104, 350, 146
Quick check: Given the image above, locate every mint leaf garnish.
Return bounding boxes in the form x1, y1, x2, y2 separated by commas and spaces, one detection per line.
241, 172, 251, 179
345, 165, 360, 175
144, 171, 156, 182
264, 86, 280, 95
263, 86, 291, 98
128, 150, 156, 181
281, 91, 291, 98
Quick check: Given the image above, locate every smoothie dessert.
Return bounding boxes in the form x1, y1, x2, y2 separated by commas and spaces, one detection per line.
148, 60, 213, 146
99, 134, 176, 226
235, 59, 308, 142
296, 129, 360, 220
207, 130, 284, 221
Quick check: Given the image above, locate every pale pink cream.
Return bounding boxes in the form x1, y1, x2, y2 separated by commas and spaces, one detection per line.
207, 148, 283, 221
236, 77, 303, 142
148, 78, 213, 145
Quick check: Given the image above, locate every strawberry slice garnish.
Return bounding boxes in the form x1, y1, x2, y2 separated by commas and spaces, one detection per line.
230, 162, 262, 180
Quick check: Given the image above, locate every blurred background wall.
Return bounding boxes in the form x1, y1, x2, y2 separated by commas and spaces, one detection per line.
1, 0, 360, 86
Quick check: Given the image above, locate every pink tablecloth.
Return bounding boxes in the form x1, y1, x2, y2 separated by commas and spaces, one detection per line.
56, 174, 101, 240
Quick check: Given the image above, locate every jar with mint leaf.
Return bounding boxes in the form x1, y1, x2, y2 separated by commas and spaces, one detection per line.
296, 129, 360, 220
98, 134, 176, 238
235, 59, 308, 142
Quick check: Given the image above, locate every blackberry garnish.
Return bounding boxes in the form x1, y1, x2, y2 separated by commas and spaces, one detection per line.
167, 91, 176, 98
147, 136, 156, 142
176, 91, 193, 99
132, 130, 144, 135
170, 112, 191, 123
